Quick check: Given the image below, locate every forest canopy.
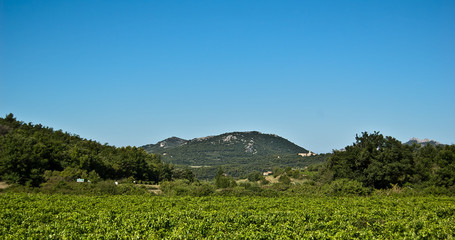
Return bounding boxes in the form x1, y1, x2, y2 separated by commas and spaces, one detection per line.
0, 114, 176, 187
322, 131, 455, 190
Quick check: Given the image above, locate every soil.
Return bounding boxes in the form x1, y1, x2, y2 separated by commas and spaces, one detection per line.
0, 181, 10, 189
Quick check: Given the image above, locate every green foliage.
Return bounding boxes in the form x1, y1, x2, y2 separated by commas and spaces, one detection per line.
171, 168, 195, 182
324, 131, 455, 190
183, 153, 331, 180
0, 114, 175, 187
273, 167, 284, 177
286, 168, 303, 179
160, 180, 214, 196
323, 178, 370, 196
287, 182, 323, 196
238, 182, 262, 192
247, 171, 263, 182
260, 177, 270, 185
0, 132, 49, 186
38, 179, 148, 195
2, 194, 453, 239
214, 168, 237, 189
432, 145, 455, 187
278, 175, 291, 184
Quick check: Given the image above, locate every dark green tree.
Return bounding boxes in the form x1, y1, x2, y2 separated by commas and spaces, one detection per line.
0, 133, 49, 186
215, 167, 236, 188
326, 132, 414, 189
432, 145, 455, 187
247, 171, 263, 182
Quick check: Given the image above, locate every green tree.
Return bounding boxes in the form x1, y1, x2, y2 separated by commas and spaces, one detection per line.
0, 133, 49, 186
215, 167, 236, 188
432, 145, 455, 187
325, 132, 414, 189
247, 171, 263, 182
172, 168, 195, 182
278, 175, 291, 184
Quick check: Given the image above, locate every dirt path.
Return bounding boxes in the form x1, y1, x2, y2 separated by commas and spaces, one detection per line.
0, 181, 10, 190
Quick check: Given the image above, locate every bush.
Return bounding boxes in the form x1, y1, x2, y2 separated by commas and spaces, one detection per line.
323, 179, 370, 196
422, 185, 454, 196
288, 182, 323, 197
95, 181, 121, 194
160, 180, 214, 196
273, 167, 284, 178
239, 182, 262, 192
260, 178, 270, 185
278, 175, 291, 185
160, 180, 191, 196
286, 169, 302, 179
271, 183, 290, 191
39, 178, 149, 195
191, 181, 215, 196
247, 171, 263, 182
215, 175, 237, 189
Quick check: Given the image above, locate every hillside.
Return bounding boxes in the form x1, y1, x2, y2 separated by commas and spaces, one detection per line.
0, 114, 174, 187
141, 131, 327, 179
142, 137, 188, 152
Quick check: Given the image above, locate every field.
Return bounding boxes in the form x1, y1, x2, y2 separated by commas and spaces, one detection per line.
1, 193, 454, 239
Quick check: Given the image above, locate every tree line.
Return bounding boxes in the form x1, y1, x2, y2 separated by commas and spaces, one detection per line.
321, 131, 455, 190
0, 114, 192, 187
1, 113, 454, 195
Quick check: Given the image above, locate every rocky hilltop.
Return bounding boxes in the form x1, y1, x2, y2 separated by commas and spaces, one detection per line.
404, 138, 441, 146
141, 131, 325, 178
142, 137, 188, 153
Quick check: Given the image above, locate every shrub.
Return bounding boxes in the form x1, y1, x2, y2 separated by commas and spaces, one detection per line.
160, 180, 191, 196
247, 171, 263, 182
323, 179, 370, 196
260, 178, 270, 185
192, 182, 215, 196
272, 183, 290, 191
215, 175, 237, 189
278, 175, 291, 185
288, 182, 323, 197
239, 182, 262, 192
273, 167, 284, 178
160, 180, 215, 196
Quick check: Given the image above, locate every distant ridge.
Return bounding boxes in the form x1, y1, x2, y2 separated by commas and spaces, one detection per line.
404, 138, 441, 146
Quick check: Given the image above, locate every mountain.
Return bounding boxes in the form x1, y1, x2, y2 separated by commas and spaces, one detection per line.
404, 138, 441, 146
142, 131, 309, 165
142, 137, 188, 153
141, 131, 327, 179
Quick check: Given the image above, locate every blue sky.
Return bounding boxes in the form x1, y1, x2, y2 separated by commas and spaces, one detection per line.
1, 0, 454, 153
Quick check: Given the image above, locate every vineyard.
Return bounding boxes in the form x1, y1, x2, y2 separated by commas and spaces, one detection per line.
1, 194, 454, 239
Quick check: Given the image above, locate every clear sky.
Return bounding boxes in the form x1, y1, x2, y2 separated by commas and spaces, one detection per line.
1, 0, 454, 153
